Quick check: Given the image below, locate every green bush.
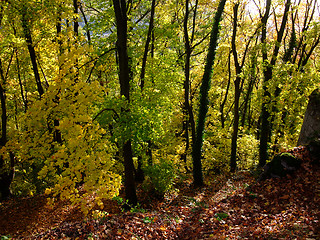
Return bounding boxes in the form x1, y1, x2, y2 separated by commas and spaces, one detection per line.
143, 160, 176, 197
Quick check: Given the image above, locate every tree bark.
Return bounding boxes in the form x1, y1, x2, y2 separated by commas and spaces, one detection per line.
219, 51, 231, 129
135, 0, 157, 181
140, 0, 156, 91
0, 58, 14, 201
181, 0, 197, 170
192, 0, 226, 186
21, 8, 44, 98
113, 0, 137, 206
230, 3, 241, 173
259, 0, 290, 167
230, 3, 254, 172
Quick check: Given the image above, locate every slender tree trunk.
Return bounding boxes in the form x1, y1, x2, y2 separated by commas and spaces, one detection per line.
73, 0, 79, 36
79, 2, 91, 44
73, 0, 79, 82
230, 3, 241, 173
53, 6, 63, 144
230, 2, 254, 172
140, 0, 156, 91
258, 0, 272, 167
0, 58, 14, 201
21, 8, 44, 98
15, 50, 27, 112
181, 0, 197, 170
220, 51, 231, 128
192, 0, 226, 187
113, 0, 137, 206
241, 46, 257, 128
0, 10, 14, 200
259, 0, 290, 167
135, 0, 156, 181
230, 77, 240, 172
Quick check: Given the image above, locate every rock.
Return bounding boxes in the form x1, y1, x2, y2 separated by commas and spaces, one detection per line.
307, 138, 320, 164
258, 153, 301, 181
297, 88, 320, 146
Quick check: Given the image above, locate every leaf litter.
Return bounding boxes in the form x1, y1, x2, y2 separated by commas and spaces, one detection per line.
0, 146, 319, 239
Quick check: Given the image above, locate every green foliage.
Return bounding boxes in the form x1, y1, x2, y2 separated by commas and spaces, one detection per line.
202, 127, 231, 174
91, 210, 109, 222
236, 134, 259, 170
0, 0, 319, 214
1, 236, 11, 240
215, 212, 229, 221
143, 159, 176, 197
143, 216, 155, 224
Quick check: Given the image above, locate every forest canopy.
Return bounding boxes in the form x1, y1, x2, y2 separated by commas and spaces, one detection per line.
0, 0, 319, 210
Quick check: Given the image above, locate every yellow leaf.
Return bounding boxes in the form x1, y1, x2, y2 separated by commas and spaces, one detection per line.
160, 226, 167, 231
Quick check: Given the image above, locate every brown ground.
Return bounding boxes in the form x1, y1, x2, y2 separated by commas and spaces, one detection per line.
1, 147, 319, 239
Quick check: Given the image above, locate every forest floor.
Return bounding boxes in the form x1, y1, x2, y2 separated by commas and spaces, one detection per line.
0, 146, 319, 239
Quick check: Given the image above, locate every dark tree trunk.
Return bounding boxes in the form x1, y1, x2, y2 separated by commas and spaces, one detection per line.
21, 8, 44, 98
53, 6, 63, 145
258, 0, 271, 167
73, 0, 79, 82
140, 0, 156, 91
192, 0, 226, 187
0, 58, 14, 201
79, 2, 91, 44
259, 0, 290, 167
219, 52, 231, 129
0, 153, 15, 201
230, 3, 241, 173
241, 48, 257, 128
15, 50, 27, 112
230, 3, 254, 172
181, 0, 197, 170
73, 0, 79, 36
113, 0, 137, 206
135, 0, 157, 181
0, 9, 14, 201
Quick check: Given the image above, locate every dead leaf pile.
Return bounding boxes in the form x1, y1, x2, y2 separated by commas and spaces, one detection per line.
0, 146, 319, 239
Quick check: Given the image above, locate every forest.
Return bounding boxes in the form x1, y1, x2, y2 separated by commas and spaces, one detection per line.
0, 0, 319, 238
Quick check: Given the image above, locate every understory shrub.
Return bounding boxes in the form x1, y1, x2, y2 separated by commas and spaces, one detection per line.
143, 159, 176, 197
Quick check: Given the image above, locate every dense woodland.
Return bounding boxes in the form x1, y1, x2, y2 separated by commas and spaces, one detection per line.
0, 0, 319, 224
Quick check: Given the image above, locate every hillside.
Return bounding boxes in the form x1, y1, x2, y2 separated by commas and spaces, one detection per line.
1, 146, 319, 239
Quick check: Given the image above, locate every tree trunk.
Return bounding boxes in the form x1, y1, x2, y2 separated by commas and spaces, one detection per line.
259, 0, 290, 167
192, 0, 226, 187
230, 76, 240, 172
113, 0, 137, 206
241, 49, 257, 128
21, 8, 44, 98
73, 0, 79, 36
135, 0, 157, 181
0, 58, 14, 201
140, 0, 156, 91
181, 0, 197, 171
219, 52, 231, 129
230, 3, 241, 173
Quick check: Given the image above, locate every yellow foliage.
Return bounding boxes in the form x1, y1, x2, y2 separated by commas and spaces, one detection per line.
16, 76, 121, 213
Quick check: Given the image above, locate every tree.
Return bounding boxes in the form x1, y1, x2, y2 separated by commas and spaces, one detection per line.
0, 2, 15, 201
230, 2, 258, 172
259, 0, 291, 167
135, 0, 156, 182
19, 2, 44, 98
180, 0, 197, 171
112, 0, 137, 206
192, 0, 226, 186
